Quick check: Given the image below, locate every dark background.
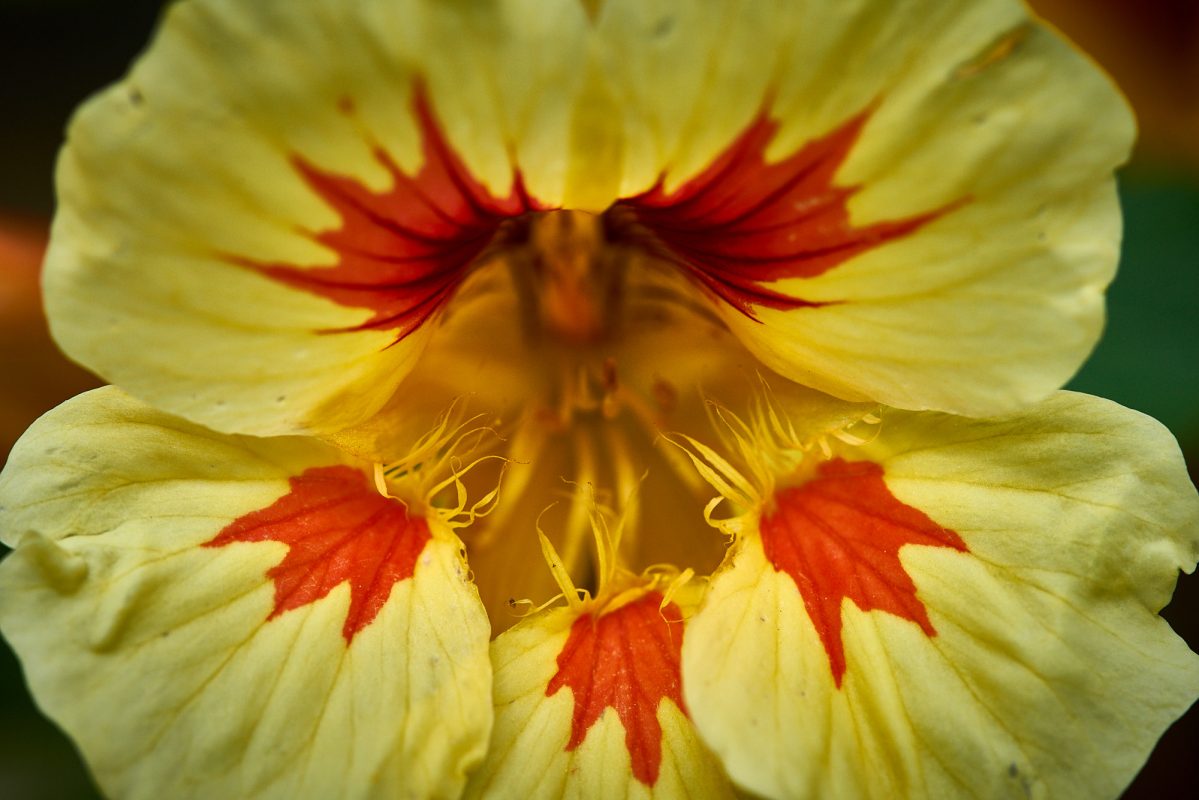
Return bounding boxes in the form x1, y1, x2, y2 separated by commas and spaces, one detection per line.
0, 1, 1196, 797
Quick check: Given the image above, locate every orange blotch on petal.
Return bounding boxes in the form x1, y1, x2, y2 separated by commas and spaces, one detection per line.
250, 89, 540, 341
625, 109, 962, 316
547, 593, 686, 787
206, 465, 431, 643
760, 458, 967, 687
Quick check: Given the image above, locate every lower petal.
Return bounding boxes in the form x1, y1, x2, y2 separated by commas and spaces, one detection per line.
0, 388, 492, 800
466, 592, 735, 799
682, 392, 1199, 799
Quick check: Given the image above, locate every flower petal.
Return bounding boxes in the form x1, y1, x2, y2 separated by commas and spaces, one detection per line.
598, 0, 1132, 414
683, 392, 1199, 799
44, 0, 587, 437
466, 593, 735, 799
0, 388, 492, 800
47, 0, 1132, 441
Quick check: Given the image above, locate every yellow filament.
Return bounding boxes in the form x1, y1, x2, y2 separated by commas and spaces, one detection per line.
536, 505, 586, 611
373, 397, 511, 528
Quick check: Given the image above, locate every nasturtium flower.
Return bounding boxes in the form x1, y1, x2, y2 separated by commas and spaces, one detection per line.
1, 1, 1196, 799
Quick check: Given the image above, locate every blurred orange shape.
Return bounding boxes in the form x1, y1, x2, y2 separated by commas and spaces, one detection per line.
0, 215, 48, 321
1030, 0, 1199, 168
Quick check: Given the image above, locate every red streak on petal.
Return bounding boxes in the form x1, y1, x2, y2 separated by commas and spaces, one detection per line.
546, 593, 686, 787
249, 89, 538, 342
625, 109, 963, 317
206, 465, 431, 643
760, 458, 966, 687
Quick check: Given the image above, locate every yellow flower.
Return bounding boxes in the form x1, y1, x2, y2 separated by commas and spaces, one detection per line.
1, 1, 1196, 799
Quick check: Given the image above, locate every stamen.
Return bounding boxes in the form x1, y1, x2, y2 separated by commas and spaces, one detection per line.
373, 398, 508, 527
657, 568, 696, 617
557, 427, 600, 571
665, 431, 759, 512
536, 511, 586, 611
372, 462, 391, 498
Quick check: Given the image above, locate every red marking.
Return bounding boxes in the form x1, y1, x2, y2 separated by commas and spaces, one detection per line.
760, 458, 966, 687
624, 110, 961, 316
547, 593, 685, 787
206, 465, 431, 643
251, 90, 538, 342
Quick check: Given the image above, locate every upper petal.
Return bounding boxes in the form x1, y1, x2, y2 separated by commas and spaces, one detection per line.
0, 388, 492, 800
597, 0, 1132, 414
44, 0, 1132, 443
44, 0, 588, 438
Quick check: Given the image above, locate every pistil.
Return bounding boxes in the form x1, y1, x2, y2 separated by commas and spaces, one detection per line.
507, 210, 627, 344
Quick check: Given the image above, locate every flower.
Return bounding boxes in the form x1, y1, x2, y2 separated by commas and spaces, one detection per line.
1, 1, 1196, 799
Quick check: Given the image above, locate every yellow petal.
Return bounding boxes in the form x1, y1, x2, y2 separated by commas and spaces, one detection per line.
599, 0, 1132, 414
683, 392, 1198, 799
0, 388, 492, 800
44, 0, 588, 438
466, 592, 736, 799
47, 0, 1133, 444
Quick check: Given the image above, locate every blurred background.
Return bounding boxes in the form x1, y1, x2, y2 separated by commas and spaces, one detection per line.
0, 0, 1196, 797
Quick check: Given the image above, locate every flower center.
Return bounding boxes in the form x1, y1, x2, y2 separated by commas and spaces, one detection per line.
406, 210, 740, 631
511, 210, 623, 345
